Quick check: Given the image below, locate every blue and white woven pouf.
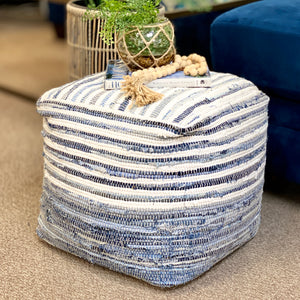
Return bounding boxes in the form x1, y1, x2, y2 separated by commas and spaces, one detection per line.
36, 72, 269, 287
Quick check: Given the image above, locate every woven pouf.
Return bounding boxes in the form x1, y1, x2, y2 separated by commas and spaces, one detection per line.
36, 72, 269, 287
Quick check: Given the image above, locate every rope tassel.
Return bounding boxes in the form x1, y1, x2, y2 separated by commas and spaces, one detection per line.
122, 75, 164, 108
121, 54, 208, 108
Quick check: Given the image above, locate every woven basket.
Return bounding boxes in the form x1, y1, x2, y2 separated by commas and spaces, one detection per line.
66, 0, 120, 80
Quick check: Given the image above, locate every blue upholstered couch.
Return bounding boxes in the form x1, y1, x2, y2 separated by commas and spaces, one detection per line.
210, 0, 300, 185
48, 1, 66, 38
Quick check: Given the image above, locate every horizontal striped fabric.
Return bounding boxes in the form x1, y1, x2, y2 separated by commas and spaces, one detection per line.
36, 72, 269, 287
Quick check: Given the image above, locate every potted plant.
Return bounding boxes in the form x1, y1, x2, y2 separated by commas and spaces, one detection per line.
67, 0, 166, 78
84, 0, 175, 71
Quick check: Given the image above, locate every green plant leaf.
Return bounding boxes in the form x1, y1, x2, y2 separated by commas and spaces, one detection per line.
84, 0, 160, 45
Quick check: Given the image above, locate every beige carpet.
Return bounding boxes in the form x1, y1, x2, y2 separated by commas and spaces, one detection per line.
0, 3, 69, 100
0, 4, 299, 299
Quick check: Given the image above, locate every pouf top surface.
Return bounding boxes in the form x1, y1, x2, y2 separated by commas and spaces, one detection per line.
38, 72, 260, 138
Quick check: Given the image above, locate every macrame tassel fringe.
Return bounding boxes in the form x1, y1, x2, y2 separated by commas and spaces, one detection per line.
121, 54, 208, 108
121, 75, 163, 108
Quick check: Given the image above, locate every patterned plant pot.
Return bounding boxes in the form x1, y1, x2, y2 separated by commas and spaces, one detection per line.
116, 17, 176, 71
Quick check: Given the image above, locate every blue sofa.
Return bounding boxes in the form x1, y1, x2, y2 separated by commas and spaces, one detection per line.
48, 1, 66, 38
210, 0, 300, 186
171, 11, 225, 67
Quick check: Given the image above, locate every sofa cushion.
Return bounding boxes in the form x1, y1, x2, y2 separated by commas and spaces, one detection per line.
211, 0, 300, 101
